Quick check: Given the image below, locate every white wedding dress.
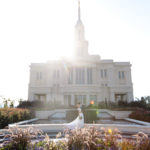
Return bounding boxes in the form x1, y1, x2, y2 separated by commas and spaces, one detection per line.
65, 108, 84, 130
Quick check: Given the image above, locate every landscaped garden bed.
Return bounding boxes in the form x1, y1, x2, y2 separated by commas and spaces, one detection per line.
0, 126, 150, 150
0, 108, 33, 129
129, 110, 150, 123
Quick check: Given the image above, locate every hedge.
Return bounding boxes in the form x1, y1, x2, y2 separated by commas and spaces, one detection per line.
0, 108, 33, 129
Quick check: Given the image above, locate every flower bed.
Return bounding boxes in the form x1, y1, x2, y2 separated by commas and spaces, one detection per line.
0, 126, 150, 150
0, 108, 33, 129
129, 110, 150, 122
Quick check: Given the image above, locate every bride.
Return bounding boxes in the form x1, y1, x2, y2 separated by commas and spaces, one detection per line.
65, 103, 84, 130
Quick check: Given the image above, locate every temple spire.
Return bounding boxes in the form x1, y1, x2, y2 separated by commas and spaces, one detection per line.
74, 0, 89, 57
78, 0, 81, 21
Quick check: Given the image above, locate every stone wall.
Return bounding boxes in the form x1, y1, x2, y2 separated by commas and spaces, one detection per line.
107, 110, 132, 119
9, 123, 150, 135
35, 111, 55, 119
35, 109, 132, 120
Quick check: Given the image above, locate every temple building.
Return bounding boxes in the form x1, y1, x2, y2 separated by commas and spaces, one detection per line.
28, 1, 133, 105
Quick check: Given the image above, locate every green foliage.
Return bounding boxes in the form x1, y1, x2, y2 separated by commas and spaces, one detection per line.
0, 97, 16, 108
9, 101, 14, 108
118, 100, 128, 107
3, 99, 8, 108
86, 104, 99, 110
17, 100, 75, 110
66, 109, 98, 123
83, 109, 98, 123
17, 96, 150, 111
17, 100, 43, 108
85, 96, 150, 111
0, 108, 33, 129
0, 143, 13, 150
125, 96, 150, 110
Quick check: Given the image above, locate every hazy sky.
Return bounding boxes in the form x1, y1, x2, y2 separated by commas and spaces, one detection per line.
0, 0, 150, 100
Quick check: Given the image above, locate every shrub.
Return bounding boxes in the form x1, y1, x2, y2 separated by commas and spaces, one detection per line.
83, 110, 98, 123
17, 100, 43, 108
66, 110, 98, 123
17, 100, 75, 110
128, 100, 147, 108
98, 101, 108, 109
129, 110, 150, 122
118, 100, 128, 107
0, 108, 33, 129
91, 96, 150, 111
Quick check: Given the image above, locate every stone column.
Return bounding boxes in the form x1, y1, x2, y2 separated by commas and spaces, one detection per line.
97, 93, 101, 103
71, 94, 74, 105
85, 68, 87, 84
59, 94, 63, 105
127, 92, 133, 102
110, 91, 115, 102
87, 95, 90, 105
28, 93, 34, 101
46, 94, 51, 102
73, 67, 76, 84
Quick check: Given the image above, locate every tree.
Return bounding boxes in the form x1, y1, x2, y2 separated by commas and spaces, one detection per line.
10, 100, 14, 108
3, 98, 8, 108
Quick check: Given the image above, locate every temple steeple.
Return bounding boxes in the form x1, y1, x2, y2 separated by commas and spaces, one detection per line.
74, 0, 89, 57
78, 0, 81, 21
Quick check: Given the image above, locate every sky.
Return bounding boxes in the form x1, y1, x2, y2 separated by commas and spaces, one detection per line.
0, 0, 150, 101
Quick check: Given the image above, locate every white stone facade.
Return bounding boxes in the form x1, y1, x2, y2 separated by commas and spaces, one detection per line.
28, 1, 133, 105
